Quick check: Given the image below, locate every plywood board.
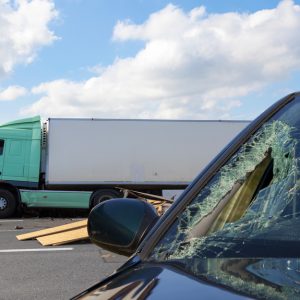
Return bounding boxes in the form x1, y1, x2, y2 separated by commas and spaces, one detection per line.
36, 227, 88, 246
16, 219, 87, 241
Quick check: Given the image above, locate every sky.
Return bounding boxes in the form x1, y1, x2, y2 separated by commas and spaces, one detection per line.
0, 0, 300, 123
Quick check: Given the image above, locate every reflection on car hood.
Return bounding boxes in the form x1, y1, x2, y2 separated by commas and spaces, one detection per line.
75, 257, 300, 299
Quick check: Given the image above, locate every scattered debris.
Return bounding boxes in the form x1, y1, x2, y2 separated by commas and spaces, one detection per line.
16, 189, 173, 246
37, 227, 88, 246
16, 219, 88, 246
118, 188, 173, 215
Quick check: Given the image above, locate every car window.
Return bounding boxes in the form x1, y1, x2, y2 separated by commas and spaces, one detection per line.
150, 96, 300, 262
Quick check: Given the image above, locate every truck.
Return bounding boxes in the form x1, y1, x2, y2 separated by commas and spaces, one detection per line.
0, 116, 250, 218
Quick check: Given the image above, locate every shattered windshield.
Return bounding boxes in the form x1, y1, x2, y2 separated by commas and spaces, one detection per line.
151, 97, 300, 262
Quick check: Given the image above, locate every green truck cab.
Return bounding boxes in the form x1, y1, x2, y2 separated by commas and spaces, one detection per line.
0, 117, 41, 217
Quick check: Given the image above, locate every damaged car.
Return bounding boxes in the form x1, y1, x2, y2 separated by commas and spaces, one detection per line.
73, 92, 300, 299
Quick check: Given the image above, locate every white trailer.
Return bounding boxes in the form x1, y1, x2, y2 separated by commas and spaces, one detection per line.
46, 118, 249, 188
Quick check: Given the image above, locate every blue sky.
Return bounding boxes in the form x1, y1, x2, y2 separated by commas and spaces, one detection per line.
0, 0, 299, 123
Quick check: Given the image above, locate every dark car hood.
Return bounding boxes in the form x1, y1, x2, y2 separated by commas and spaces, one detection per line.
74, 257, 300, 299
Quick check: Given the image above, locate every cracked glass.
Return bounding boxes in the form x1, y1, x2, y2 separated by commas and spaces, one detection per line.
151, 97, 300, 262
147, 96, 300, 298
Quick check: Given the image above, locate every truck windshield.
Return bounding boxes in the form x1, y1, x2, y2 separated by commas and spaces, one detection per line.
151, 96, 300, 261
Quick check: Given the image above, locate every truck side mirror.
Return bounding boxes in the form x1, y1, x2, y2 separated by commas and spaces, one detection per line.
88, 198, 159, 256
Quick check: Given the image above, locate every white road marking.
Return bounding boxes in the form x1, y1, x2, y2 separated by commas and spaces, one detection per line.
0, 220, 23, 223
0, 248, 73, 253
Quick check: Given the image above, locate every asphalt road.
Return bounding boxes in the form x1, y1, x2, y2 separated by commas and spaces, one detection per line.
0, 218, 127, 300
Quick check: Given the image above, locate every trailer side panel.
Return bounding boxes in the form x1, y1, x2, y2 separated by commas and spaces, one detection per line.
46, 119, 249, 187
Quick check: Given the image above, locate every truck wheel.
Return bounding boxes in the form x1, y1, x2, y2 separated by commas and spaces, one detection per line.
91, 189, 121, 208
0, 189, 17, 218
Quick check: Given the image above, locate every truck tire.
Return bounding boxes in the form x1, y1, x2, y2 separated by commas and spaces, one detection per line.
0, 189, 17, 218
91, 189, 121, 208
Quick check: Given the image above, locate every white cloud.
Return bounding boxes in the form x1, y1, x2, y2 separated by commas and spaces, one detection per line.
23, 0, 300, 120
0, 85, 27, 101
0, 0, 58, 78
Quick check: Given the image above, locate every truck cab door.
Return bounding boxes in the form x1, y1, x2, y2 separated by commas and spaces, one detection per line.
0, 140, 4, 179
2, 139, 26, 180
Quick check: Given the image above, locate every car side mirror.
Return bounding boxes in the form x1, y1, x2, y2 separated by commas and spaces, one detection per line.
88, 198, 159, 256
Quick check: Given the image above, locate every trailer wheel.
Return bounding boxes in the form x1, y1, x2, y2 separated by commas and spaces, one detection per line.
0, 189, 17, 218
91, 189, 121, 208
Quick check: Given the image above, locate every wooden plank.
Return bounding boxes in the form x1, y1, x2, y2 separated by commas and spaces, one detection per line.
118, 188, 174, 203
16, 219, 87, 241
36, 227, 88, 246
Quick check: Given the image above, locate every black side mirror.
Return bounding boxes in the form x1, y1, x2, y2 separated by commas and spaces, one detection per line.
88, 198, 159, 256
